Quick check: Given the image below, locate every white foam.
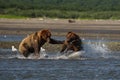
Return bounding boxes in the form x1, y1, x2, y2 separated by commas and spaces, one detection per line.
10, 40, 115, 59
16, 47, 48, 59
83, 39, 111, 58
67, 51, 85, 59
2, 39, 119, 59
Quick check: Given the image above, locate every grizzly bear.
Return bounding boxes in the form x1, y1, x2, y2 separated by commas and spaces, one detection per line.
19, 29, 63, 58
68, 19, 75, 23
60, 32, 83, 54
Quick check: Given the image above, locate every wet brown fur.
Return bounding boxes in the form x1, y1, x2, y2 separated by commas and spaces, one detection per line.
60, 32, 83, 53
19, 29, 63, 57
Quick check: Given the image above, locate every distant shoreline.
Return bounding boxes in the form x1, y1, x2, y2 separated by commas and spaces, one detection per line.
0, 18, 120, 39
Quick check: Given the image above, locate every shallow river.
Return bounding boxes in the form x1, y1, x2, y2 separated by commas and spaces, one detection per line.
0, 35, 120, 80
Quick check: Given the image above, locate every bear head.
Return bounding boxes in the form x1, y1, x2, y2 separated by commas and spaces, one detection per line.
66, 32, 79, 43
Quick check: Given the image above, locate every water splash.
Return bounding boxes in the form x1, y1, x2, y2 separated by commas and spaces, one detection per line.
82, 38, 120, 59
0, 38, 120, 59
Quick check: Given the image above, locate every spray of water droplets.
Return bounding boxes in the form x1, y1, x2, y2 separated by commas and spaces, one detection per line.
0, 38, 120, 59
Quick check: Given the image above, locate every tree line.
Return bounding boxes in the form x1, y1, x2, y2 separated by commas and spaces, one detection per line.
0, 0, 120, 19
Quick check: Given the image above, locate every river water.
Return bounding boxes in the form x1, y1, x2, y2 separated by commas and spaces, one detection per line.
0, 35, 120, 80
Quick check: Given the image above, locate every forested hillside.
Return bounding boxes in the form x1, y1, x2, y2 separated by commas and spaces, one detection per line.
0, 0, 120, 19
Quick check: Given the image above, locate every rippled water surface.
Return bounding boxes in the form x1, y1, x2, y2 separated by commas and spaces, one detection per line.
0, 59, 120, 80
0, 35, 120, 80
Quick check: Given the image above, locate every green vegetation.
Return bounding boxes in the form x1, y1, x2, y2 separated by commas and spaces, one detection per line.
0, 0, 120, 19
0, 14, 27, 19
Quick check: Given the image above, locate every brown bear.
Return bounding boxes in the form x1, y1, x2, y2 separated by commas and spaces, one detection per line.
19, 29, 63, 58
60, 32, 83, 54
68, 19, 75, 23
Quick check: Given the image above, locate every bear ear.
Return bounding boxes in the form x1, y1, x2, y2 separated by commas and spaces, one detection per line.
67, 31, 72, 34
66, 32, 72, 35
66, 31, 73, 38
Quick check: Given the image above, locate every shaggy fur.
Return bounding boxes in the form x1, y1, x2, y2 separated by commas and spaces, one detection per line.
60, 32, 83, 53
19, 29, 63, 57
